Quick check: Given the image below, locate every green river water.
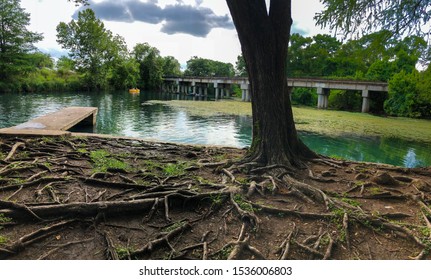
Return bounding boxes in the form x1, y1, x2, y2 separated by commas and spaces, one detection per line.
0, 91, 430, 167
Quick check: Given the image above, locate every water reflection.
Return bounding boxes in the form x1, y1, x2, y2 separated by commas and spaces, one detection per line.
300, 132, 430, 168
0, 91, 429, 167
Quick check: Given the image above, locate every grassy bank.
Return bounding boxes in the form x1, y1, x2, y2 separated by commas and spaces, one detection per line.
147, 99, 431, 143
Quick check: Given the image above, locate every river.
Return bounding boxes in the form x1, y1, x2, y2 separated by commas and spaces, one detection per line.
0, 91, 430, 167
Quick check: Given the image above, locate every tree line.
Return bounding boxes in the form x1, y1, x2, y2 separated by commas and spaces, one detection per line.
0, 2, 235, 93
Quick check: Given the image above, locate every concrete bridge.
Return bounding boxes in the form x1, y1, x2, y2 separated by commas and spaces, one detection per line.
162, 76, 388, 113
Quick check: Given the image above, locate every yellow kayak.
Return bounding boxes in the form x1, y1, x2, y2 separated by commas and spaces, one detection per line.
129, 88, 140, 94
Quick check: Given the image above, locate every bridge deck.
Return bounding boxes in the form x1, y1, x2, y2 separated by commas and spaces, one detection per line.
164, 76, 388, 92
0, 107, 98, 136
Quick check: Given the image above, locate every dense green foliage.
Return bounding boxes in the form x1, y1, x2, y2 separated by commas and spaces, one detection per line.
284, 31, 425, 81
56, 9, 133, 90
0, 0, 42, 91
316, 0, 431, 42
184, 56, 234, 77
0, 2, 180, 92
385, 70, 431, 118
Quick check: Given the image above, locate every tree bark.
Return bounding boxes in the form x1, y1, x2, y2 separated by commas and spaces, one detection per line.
226, 0, 316, 167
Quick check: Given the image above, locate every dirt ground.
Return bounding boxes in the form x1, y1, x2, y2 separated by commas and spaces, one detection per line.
0, 135, 430, 260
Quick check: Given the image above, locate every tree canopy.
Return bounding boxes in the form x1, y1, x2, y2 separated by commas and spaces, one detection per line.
184, 56, 235, 77
316, 0, 431, 39
0, 0, 42, 81
285, 31, 425, 81
56, 8, 130, 90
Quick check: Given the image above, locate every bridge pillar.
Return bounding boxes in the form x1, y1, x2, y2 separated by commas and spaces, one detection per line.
288, 87, 293, 101
241, 83, 250, 102
204, 86, 208, 96
225, 87, 231, 98
317, 87, 330, 109
192, 81, 197, 95
361, 89, 370, 113
213, 82, 218, 99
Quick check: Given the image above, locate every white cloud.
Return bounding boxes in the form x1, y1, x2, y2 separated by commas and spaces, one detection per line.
21, 0, 327, 65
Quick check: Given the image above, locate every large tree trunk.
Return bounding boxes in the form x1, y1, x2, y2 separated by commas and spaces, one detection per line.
226, 0, 316, 167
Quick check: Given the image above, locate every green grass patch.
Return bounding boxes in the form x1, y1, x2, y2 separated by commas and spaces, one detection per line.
76, 148, 88, 154
340, 197, 361, 207
115, 246, 134, 260
210, 193, 224, 207
0, 214, 12, 230
163, 221, 187, 233
233, 194, 254, 212
419, 225, 431, 238
212, 244, 233, 260
90, 149, 129, 172
162, 162, 187, 176
0, 235, 8, 245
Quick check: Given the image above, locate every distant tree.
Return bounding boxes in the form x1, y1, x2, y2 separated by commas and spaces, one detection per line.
287, 33, 341, 77
0, 0, 42, 82
385, 69, 431, 118
162, 56, 181, 76
184, 57, 213, 76
385, 70, 421, 117
56, 56, 76, 72
184, 57, 234, 77
110, 57, 140, 90
56, 9, 127, 90
26, 52, 54, 69
235, 55, 247, 77
132, 43, 164, 90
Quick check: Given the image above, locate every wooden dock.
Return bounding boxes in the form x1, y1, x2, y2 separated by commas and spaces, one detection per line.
0, 107, 98, 136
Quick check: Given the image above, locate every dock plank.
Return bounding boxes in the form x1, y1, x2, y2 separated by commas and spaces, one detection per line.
0, 107, 98, 136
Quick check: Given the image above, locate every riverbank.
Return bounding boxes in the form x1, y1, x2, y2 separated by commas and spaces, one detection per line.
146, 100, 431, 143
0, 134, 430, 260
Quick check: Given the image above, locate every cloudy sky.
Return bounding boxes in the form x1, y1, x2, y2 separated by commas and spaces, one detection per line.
21, 0, 328, 66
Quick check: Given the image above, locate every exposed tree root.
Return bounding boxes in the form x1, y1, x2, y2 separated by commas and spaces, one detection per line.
130, 222, 191, 258
0, 220, 76, 258
4, 142, 25, 161
278, 225, 296, 260
0, 177, 70, 192
227, 224, 265, 260
103, 231, 120, 260
0, 198, 159, 221
37, 238, 94, 260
